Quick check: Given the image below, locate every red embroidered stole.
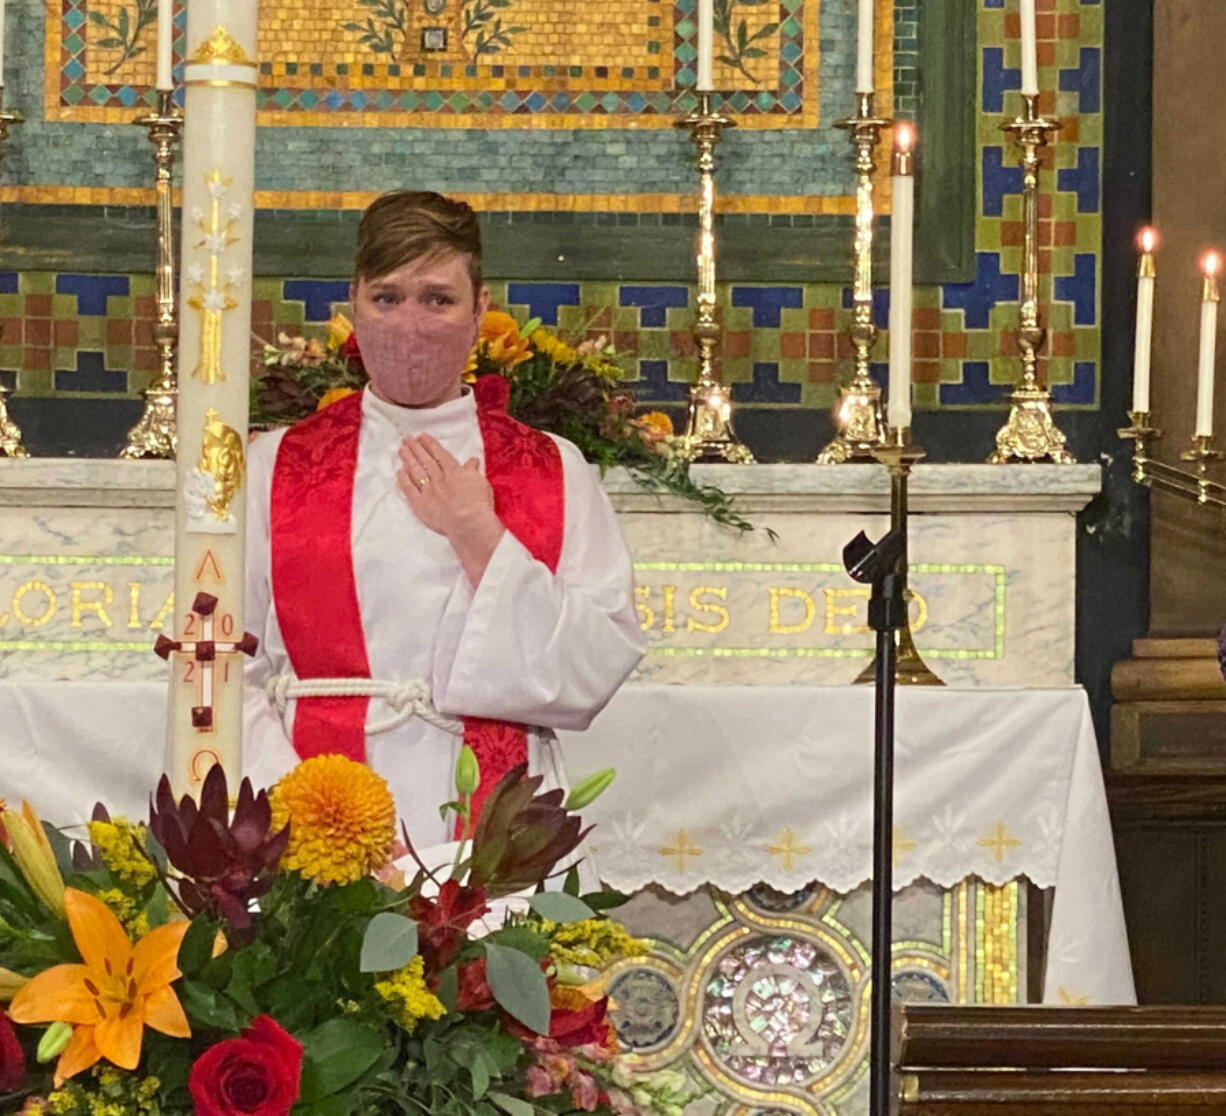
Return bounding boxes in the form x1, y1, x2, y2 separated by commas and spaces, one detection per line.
269, 389, 564, 821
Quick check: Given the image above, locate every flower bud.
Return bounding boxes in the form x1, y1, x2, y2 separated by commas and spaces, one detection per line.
1, 804, 65, 917
454, 745, 480, 798
0, 965, 28, 1002
36, 1021, 72, 1063
564, 768, 616, 812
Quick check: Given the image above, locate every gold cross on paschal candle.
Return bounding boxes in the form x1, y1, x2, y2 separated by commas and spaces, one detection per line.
155, 591, 258, 731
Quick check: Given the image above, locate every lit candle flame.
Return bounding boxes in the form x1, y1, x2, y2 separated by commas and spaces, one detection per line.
895, 122, 915, 152
1204, 251, 1222, 278
1139, 228, 1157, 255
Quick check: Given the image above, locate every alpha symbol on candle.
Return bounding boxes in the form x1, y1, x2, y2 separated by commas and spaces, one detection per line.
155, 591, 257, 731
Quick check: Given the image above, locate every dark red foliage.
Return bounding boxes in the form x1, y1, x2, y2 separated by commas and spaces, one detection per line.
407, 878, 489, 973
148, 765, 288, 941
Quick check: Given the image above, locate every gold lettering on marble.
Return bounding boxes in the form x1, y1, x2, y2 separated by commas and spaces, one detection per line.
128, 582, 143, 629
824, 587, 870, 635
634, 585, 654, 632
70, 581, 113, 628
661, 584, 677, 633
769, 587, 816, 634
686, 586, 730, 634
149, 591, 175, 631
12, 581, 56, 627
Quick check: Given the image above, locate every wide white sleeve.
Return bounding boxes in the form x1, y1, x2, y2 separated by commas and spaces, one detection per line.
242, 430, 300, 790
431, 437, 646, 731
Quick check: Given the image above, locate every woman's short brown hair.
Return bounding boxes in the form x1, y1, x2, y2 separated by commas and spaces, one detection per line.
354, 191, 483, 293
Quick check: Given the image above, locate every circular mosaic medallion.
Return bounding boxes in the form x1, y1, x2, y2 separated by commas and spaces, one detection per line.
745, 882, 818, 914
608, 968, 682, 1050
891, 969, 950, 1004
701, 935, 853, 1087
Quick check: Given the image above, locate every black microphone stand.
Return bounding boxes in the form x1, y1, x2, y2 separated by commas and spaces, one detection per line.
842, 433, 923, 1116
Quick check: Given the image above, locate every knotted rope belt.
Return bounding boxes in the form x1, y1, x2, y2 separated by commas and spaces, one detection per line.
265, 674, 464, 737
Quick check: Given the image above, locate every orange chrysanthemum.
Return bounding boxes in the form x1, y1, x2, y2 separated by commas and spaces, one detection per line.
637, 411, 674, 440
477, 310, 532, 369
269, 755, 397, 886
8, 888, 189, 1083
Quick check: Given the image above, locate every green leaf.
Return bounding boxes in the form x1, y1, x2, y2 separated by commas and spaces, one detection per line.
563, 865, 581, 897
177, 918, 218, 977
489, 1092, 536, 1116
359, 912, 418, 973
179, 979, 242, 1032
435, 964, 459, 1013
581, 889, 629, 912
299, 1018, 387, 1100
95, 36, 126, 48
519, 316, 542, 338
471, 1056, 490, 1099
528, 892, 595, 923
87, 11, 110, 25
742, 46, 766, 58
484, 941, 550, 1035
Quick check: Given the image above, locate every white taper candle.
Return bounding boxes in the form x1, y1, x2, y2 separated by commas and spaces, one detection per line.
696, 0, 714, 92
856, 0, 874, 94
888, 123, 916, 432
156, 0, 174, 92
1132, 228, 1156, 416
1196, 252, 1221, 438
1019, 0, 1039, 97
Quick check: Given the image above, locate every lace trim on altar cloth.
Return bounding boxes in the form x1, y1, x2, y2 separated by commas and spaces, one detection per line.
265, 673, 464, 737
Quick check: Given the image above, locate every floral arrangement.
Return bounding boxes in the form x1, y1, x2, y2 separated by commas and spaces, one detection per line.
0, 754, 699, 1115
252, 312, 761, 535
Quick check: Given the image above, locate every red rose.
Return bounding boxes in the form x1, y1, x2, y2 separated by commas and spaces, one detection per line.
472, 374, 511, 413
188, 1015, 302, 1116
0, 1012, 25, 1093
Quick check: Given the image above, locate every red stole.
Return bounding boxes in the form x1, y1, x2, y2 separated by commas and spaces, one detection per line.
269, 389, 564, 823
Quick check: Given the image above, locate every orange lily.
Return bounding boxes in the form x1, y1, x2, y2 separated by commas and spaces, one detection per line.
9, 888, 190, 1083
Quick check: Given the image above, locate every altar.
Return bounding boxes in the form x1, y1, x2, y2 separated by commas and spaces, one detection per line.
0, 456, 1130, 1114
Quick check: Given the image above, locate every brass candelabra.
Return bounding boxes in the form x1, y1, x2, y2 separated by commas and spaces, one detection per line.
989, 93, 1074, 464
855, 427, 943, 686
1119, 416, 1226, 511
121, 89, 183, 460
0, 87, 27, 458
818, 91, 890, 464
672, 92, 753, 464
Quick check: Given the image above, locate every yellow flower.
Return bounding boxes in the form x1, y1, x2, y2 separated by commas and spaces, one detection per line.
636, 411, 674, 441
9, 888, 190, 1084
270, 754, 397, 886
530, 328, 577, 366
326, 312, 353, 351
375, 955, 446, 1034
317, 387, 358, 411
2, 802, 66, 917
95, 889, 148, 938
478, 310, 532, 369
540, 916, 647, 969
87, 819, 155, 888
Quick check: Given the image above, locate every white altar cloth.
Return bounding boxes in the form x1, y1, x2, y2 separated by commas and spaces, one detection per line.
0, 680, 1133, 1006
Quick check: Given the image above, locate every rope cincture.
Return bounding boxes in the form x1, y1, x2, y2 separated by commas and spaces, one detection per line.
265, 674, 464, 737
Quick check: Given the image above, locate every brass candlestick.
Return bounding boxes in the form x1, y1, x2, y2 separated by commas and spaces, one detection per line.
818, 92, 890, 464
672, 92, 753, 464
0, 89, 28, 459
1121, 412, 1226, 510
122, 89, 183, 460
989, 93, 1074, 464
855, 427, 943, 686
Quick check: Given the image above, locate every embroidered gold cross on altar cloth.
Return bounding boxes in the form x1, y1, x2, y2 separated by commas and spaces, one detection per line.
155, 591, 257, 731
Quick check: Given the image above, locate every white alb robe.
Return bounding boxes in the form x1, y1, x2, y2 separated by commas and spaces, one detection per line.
243, 386, 646, 841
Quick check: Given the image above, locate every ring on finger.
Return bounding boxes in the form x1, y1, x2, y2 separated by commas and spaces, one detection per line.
416, 476, 429, 489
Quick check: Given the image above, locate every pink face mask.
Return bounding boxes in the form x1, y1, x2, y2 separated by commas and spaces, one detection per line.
352, 310, 479, 406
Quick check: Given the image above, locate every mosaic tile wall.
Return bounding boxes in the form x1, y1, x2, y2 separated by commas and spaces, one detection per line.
0, 0, 1103, 421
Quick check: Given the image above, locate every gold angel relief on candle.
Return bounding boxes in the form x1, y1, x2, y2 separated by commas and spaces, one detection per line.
184, 409, 245, 534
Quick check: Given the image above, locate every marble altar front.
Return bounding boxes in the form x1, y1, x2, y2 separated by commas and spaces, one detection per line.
0, 458, 1100, 686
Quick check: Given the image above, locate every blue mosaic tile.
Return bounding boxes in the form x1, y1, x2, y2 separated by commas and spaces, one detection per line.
1057, 147, 1100, 213
54, 275, 129, 316
982, 47, 1021, 113
1053, 254, 1096, 326
730, 286, 804, 328
942, 253, 1019, 330
620, 285, 690, 328
1059, 47, 1101, 113
282, 280, 351, 322
1051, 361, 1096, 405
731, 363, 803, 403
505, 283, 582, 326
939, 361, 996, 405
982, 147, 1024, 218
